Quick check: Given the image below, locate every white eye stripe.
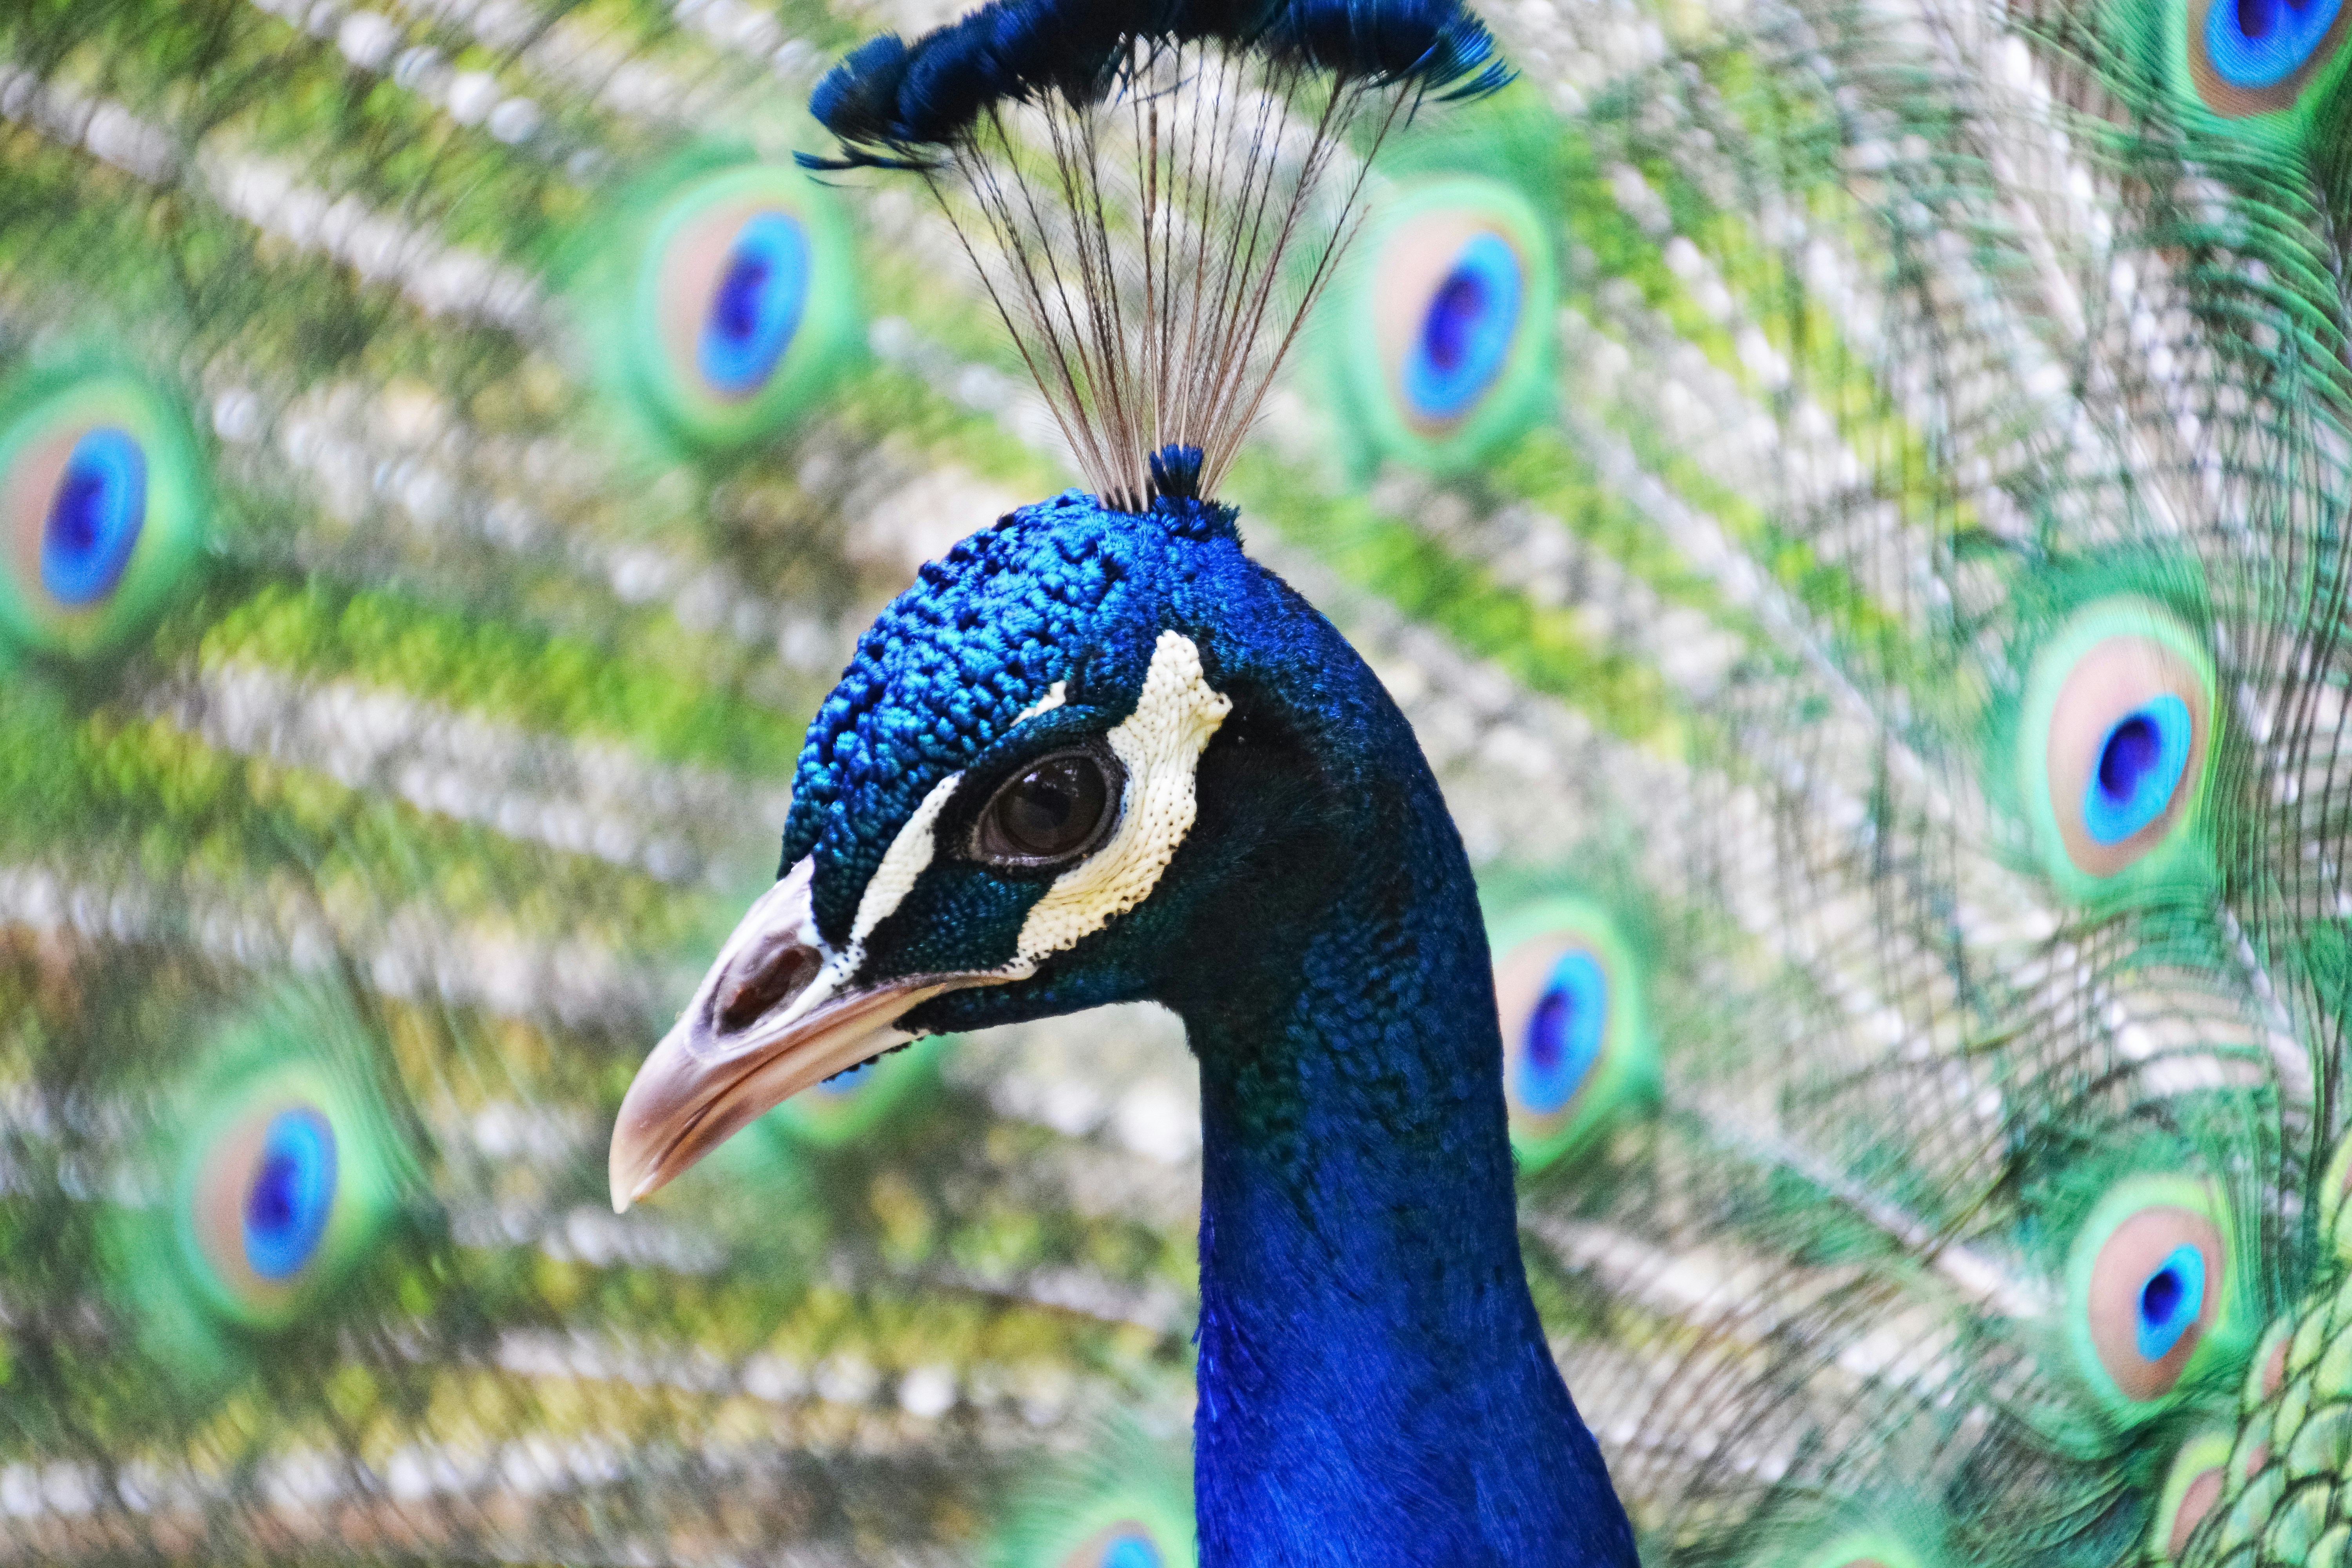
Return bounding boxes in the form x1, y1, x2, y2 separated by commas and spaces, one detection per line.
849, 670, 1069, 950
1011, 630, 1229, 967
849, 769, 962, 952
764, 773, 959, 1049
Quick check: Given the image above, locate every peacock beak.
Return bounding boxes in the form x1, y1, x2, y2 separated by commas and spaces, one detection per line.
608, 856, 993, 1212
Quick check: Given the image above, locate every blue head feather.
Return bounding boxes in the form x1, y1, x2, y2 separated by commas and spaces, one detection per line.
678, 6, 1619, 1554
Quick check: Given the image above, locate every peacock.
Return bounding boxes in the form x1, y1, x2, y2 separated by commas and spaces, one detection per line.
0, 0, 2348, 1561
602, 4, 1640, 1562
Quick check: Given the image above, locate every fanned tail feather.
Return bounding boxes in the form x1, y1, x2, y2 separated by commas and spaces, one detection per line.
2, 0, 2351, 1561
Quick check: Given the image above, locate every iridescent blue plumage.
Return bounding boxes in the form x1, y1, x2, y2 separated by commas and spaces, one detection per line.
620, 480, 1636, 1563
612, 3, 1634, 1561
785, 492, 1633, 1565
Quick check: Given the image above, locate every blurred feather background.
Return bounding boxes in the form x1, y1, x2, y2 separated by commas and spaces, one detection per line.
3, 0, 2348, 1564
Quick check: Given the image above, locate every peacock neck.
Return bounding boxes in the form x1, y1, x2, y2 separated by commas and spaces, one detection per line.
1169, 726, 1633, 1567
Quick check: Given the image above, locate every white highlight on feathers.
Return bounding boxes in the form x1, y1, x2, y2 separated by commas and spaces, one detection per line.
1013, 632, 1230, 967
1012, 682, 1067, 726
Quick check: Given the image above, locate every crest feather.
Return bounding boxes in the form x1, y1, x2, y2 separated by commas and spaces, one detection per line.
803, 0, 1509, 510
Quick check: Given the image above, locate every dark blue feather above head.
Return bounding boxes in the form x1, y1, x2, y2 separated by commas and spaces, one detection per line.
803, 35, 922, 166
803, 0, 1504, 169
1266, 0, 1511, 96
799, 0, 1513, 512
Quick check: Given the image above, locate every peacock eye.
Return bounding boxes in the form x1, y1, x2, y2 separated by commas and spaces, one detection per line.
1404, 231, 1524, 426
1319, 176, 1555, 476
1065, 1527, 1163, 1568
680, 208, 809, 401
186, 1098, 348, 1320
241, 1109, 339, 1280
36, 427, 145, 605
2068, 1176, 2234, 1408
1490, 897, 1659, 1174
1777, 1530, 1928, 1568
993, 1428, 1190, 1568
2018, 599, 2216, 893
969, 744, 1125, 871
2190, 0, 2347, 113
1516, 948, 1608, 1115
0, 367, 205, 661
593, 160, 860, 452
105, 988, 412, 1385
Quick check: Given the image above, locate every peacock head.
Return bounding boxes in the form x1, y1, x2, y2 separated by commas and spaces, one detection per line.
613, 0, 1514, 1212
612, 467, 1368, 1210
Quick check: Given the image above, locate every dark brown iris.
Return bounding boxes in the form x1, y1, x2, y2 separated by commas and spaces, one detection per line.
969, 745, 1122, 870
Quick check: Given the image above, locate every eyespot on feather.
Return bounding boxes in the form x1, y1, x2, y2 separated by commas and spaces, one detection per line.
0, 365, 205, 661
184, 1100, 343, 1320
582, 158, 861, 456
1320, 176, 1555, 478
984, 1424, 1195, 1568
2184, 0, 2350, 116
1061, 1523, 1168, 1568
105, 988, 414, 1382
2065, 1174, 2239, 1412
1488, 895, 1657, 1173
1761, 1526, 1935, 1568
2015, 598, 2217, 898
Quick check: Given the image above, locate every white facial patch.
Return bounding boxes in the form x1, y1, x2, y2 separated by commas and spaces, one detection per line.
779, 769, 964, 1034
852, 769, 963, 949
1013, 630, 1231, 967
1013, 681, 1067, 726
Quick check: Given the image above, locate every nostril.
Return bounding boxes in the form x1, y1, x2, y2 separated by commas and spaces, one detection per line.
716, 938, 822, 1034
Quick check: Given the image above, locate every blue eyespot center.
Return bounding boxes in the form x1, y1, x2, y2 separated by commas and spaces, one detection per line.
2205, 0, 2342, 88
1101, 1535, 1162, 1568
2083, 693, 2193, 845
1403, 230, 1522, 422
697, 211, 811, 399
1426, 274, 1488, 371
40, 425, 147, 607
1516, 949, 1608, 1116
2135, 1243, 2207, 1363
243, 1108, 338, 1281
818, 1059, 879, 1097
